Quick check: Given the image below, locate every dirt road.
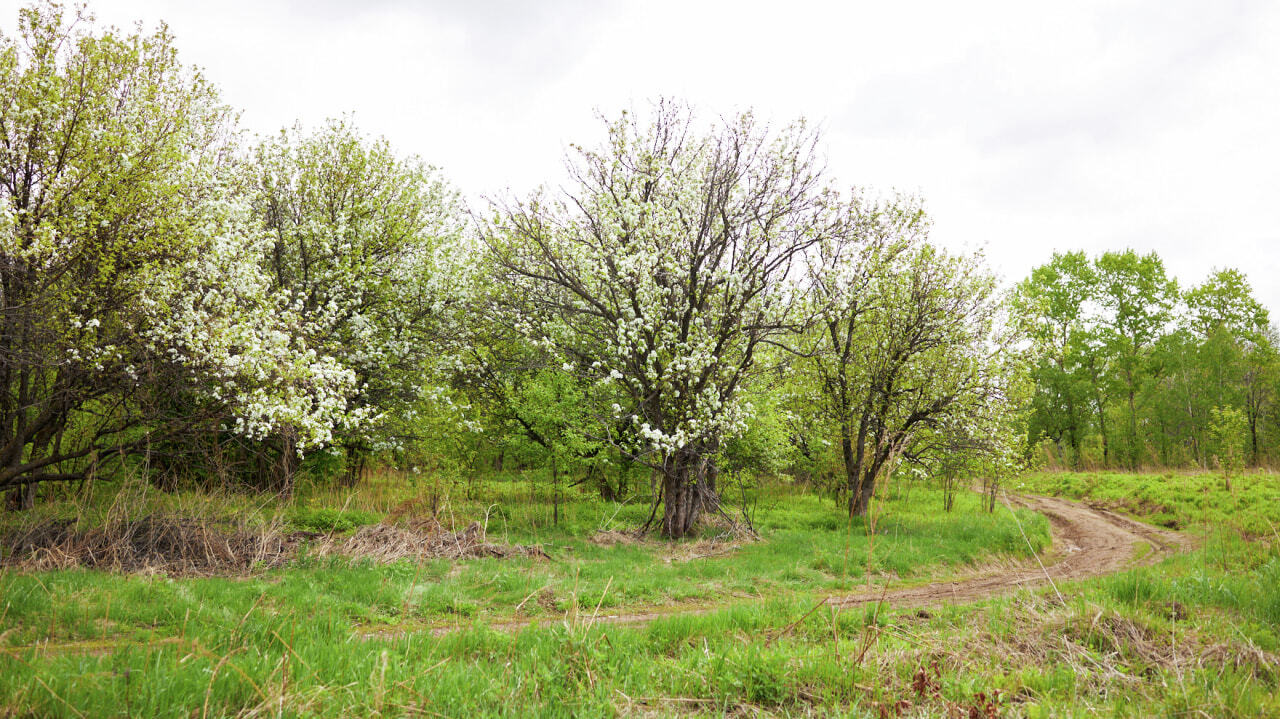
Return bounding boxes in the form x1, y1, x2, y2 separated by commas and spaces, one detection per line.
377, 493, 1190, 638
824, 493, 1189, 610
575, 494, 1187, 630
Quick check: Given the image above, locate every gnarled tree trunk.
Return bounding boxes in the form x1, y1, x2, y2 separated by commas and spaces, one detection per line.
660, 449, 720, 538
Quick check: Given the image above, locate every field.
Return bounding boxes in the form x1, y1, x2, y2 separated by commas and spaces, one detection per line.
1, 470, 1277, 717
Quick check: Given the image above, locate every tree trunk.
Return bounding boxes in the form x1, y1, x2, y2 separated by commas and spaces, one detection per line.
1097, 399, 1110, 467
660, 449, 718, 538
1127, 387, 1139, 470
342, 445, 367, 488
1248, 411, 1260, 467
551, 454, 559, 526
276, 430, 298, 497
841, 422, 873, 518
7, 483, 34, 511
850, 467, 877, 517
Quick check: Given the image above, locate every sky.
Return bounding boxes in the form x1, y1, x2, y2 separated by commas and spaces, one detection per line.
8, 0, 1278, 310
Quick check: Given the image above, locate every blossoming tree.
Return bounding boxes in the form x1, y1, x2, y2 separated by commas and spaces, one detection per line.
0, 3, 357, 503
248, 119, 465, 486
484, 102, 845, 537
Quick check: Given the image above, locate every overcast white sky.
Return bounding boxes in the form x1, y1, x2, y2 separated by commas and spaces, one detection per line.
9, 1, 1278, 310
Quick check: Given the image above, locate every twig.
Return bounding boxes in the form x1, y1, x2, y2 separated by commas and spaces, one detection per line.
767, 596, 828, 647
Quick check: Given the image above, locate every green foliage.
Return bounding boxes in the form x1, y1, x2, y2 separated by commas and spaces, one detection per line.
288, 507, 381, 534
1209, 406, 1248, 476
1018, 250, 1276, 471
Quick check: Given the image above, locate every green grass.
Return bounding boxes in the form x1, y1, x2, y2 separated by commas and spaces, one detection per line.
0, 472, 1051, 716
4, 470, 1279, 716
1015, 468, 1280, 537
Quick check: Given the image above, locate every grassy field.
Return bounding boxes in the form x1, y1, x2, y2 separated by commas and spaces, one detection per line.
1, 470, 1277, 716
0, 472, 1054, 717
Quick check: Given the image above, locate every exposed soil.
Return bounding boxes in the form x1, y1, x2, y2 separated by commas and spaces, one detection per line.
402, 493, 1191, 637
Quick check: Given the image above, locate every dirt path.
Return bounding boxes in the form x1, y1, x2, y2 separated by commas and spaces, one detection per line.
820, 493, 1190, 611
373, 494, 1190, 638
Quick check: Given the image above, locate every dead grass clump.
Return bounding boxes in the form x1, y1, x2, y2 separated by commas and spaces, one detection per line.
1, 509, 549, 574
663, 535, 749, 563
1201, 642, 1277, 680
695, 512, 757, 539
660, 515, 758, 563
314, 520, 549, 563
1, 514, 294, 575
967, 598, 1279, 691
589, 529, 649, 547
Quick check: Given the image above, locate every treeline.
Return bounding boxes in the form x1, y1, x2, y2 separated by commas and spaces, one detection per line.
0, 4, 1269, 536
1015, 251, 1274, 471
0, 4, 1029, 537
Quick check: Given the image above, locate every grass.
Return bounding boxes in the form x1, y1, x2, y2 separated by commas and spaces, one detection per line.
3, 468, 1279, 716
1014, 468, 1280, 537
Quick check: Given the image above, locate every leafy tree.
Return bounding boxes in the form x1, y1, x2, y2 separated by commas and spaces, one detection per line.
1012, 251, 1098, 467
800, 197, 1014, 517
1242, 328, 1278, 465
1209, 405, 1247, 483
1184, 269, 1272, 465
0, 3, 353, 504
1095, 250, 1178, 469
1185, 268, 1269, 343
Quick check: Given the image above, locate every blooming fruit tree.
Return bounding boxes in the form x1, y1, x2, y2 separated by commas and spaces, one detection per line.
484, 102, 845, 538
249, 119, 465, 486
0, 3, 358, 501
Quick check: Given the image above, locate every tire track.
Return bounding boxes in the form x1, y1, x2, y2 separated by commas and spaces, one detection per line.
365, 494, 1190, 638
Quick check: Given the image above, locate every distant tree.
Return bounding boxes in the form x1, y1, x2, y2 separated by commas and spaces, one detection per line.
1183, 269, 1272, 465
1012, 251, 1098, 467
1095, 250, 1178, 469
1185, 268, 1270, 343
1242, 328, 1278, 465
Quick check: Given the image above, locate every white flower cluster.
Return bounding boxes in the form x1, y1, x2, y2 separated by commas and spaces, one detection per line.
492, 109, 828, 461
137, 195, 361, 452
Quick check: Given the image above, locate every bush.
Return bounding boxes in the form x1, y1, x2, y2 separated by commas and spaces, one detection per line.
289, 507, 380, 534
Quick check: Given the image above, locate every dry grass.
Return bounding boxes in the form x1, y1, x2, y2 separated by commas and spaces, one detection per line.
0, 514, 296, 575
873, 592, 1278, 711
589, 528, 650, 547
0, 512, 547, 575
313, 518, 549, 563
